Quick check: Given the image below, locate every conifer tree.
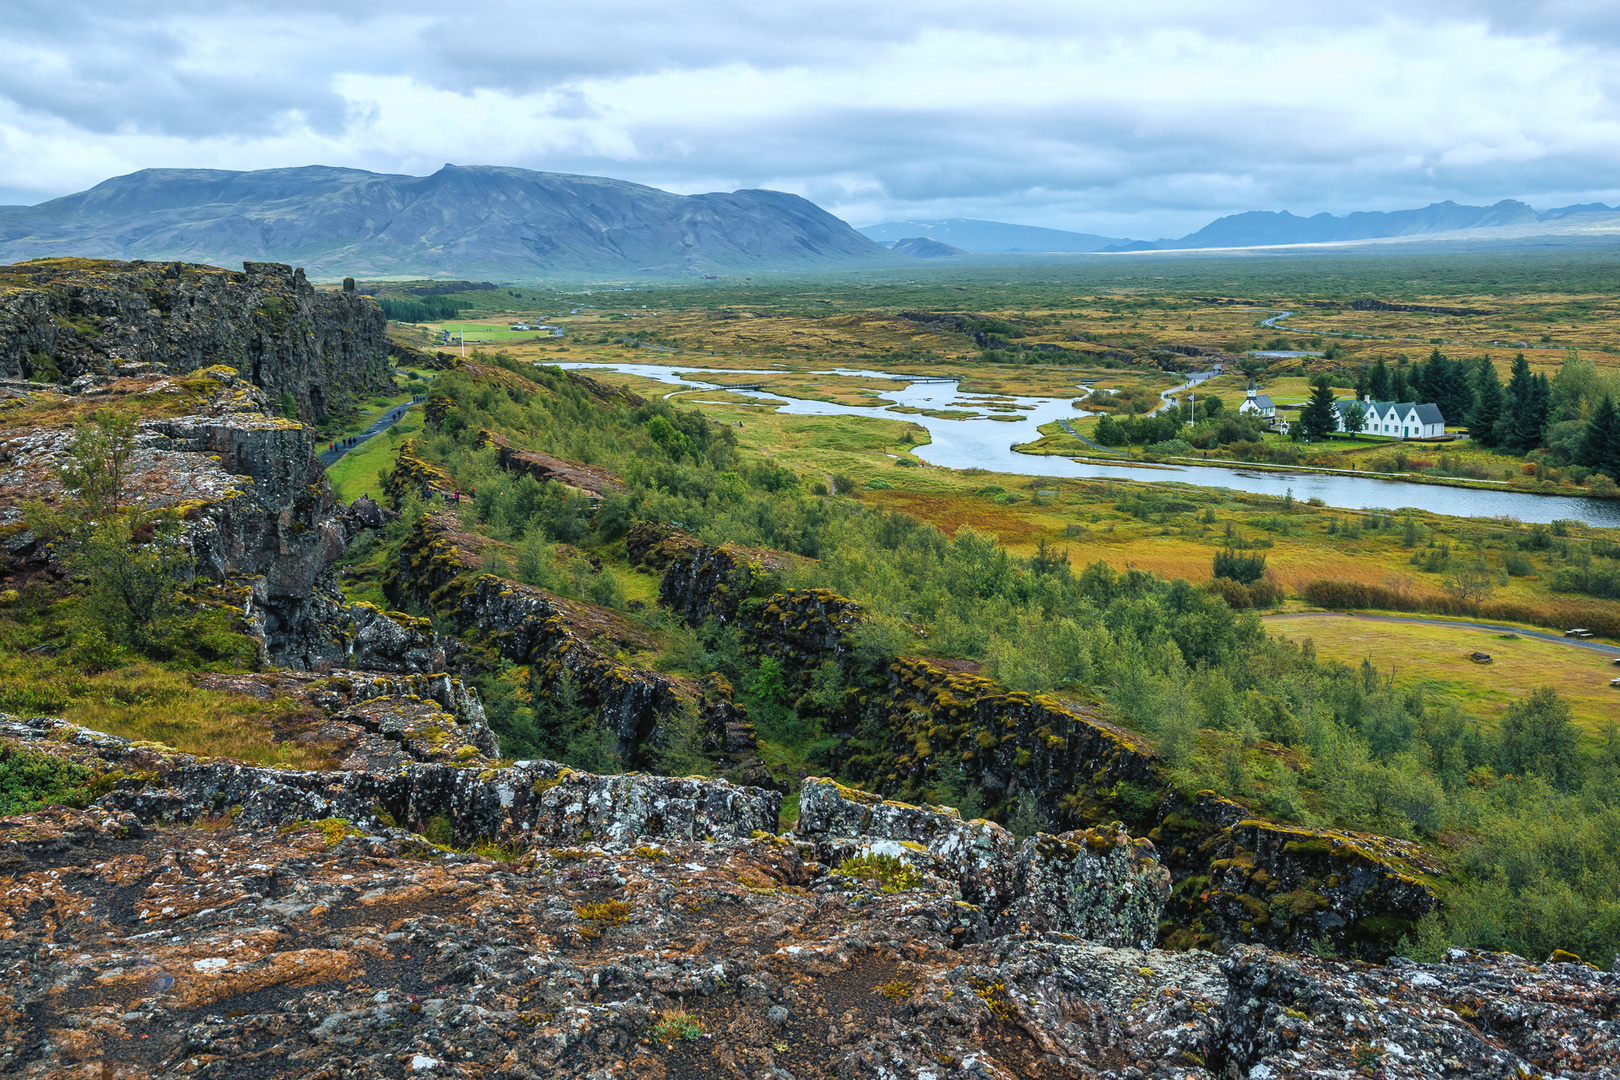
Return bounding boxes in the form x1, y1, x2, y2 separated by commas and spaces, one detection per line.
1579, 396, 1617, 471
1301, 376, 1339, 439
1368, 357, 1392, 401
1497, 353, 1549, 452
1470, 357, 1505, 447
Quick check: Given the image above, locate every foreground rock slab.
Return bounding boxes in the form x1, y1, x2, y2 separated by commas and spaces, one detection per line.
1, 804, 1616, 1080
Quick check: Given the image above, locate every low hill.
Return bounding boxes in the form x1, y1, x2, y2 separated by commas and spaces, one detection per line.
0, 165, 899, 278
858, 218, 1127, 252
887, 236, 968, 258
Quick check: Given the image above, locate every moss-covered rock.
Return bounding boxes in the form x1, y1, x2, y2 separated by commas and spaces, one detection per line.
628, 521, 789, 627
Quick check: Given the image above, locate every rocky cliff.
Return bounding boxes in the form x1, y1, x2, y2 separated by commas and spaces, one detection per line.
3, 716, 1616, 1080
0, 257, 390, 424
384, 512, 771, 773
0, 367, 438, 672
637, 525, 1445, 958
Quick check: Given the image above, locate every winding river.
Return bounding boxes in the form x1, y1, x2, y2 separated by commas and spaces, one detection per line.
560, 362, 1620, 527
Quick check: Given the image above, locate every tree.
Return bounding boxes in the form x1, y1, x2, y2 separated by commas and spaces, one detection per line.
1213, 546, 1267, 584
59, 407, 138, 519
1340, 400, 1367, 437
1300, 376, 1339, 439
1440, 557, 1496, 608
1431, 352, 1475, 424
1496, 687, 1579, 788
65, 511, 193, 652
1497, 353, 1549, 452
1579, 396, 1617, 471
1367, 357, 1392, 401
1469, 357, 1505, 446
1093, 414, 1127, 446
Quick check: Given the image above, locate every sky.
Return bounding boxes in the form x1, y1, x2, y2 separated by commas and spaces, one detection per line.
2, 0, 1619, 240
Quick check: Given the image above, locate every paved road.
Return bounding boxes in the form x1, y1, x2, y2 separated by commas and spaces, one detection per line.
317, 397, 423, 468
1264, 610, 1620, 657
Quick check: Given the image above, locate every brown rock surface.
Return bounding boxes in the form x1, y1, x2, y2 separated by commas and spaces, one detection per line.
2, 800, 1617, 1079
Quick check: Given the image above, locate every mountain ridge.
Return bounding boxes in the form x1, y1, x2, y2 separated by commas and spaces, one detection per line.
0, 165, 899, 278
861, 200, 1620, 254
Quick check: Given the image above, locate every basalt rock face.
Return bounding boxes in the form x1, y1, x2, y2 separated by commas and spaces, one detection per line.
1154, 792, 1446, 956
872, 656, 1160, 827
479, 429, 626, 499
627, 520, 787, 626
0, 258, 390, 423
4, 716, 777, 848
0, 368, 442, 672
637, 533, 1443, 958
384, 438, 457, 503
747, 586, 865, 678
386, 512, 739, 766
4, 722, 1617, 1080
1009, 827, 1172, 948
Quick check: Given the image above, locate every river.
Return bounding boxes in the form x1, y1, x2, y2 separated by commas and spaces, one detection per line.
559, 362, 1620, 527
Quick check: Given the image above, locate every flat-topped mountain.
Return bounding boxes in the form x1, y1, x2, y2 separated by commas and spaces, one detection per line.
0, 165, 898, 278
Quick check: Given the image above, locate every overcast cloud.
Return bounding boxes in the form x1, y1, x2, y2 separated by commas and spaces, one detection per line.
1, 0, 1617, 238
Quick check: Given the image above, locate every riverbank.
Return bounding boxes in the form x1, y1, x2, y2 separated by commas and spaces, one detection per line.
560, 359, 1620, 526
1016, 422, 1615, 504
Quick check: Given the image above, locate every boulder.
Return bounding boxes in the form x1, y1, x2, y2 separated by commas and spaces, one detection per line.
1006, 826, 1171, 948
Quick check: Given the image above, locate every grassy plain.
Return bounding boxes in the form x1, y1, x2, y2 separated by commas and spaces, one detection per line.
1264, 613, 1620, 734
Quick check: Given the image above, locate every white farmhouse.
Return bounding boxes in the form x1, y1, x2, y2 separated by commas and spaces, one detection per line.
1333, 396, 1445, 438
1237, 385, 1276, 420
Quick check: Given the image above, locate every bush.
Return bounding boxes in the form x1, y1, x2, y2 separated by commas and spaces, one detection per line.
1213, 546, 1267, 585
1146, 438, 1194, 457
0, 746, 93, 816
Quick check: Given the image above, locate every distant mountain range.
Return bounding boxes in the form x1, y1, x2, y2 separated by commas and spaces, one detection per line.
4, 164, 1617, 279
860, 200, 1620, 254
0, 165, 897, 277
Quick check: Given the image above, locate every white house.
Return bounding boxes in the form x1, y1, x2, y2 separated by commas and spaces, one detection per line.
1333, 396, 1445, 438
1237, 385, 1277, 420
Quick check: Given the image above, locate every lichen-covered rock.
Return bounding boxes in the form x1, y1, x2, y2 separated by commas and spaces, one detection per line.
0, 378, 422, 671
794, 778, 1035, 926
0, 258, 390, 422
332, 697, 494, 769
746, 587, 865, 677
2, 762, 1617, 1079
2, 716, 776, 850
383, 438, 457, 503
386, 512, 719, 767
1006, 826, 1171, 948
488, 435, 626, 499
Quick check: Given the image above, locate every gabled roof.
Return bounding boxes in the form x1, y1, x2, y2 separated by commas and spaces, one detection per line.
1414, 403, 1444, 424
